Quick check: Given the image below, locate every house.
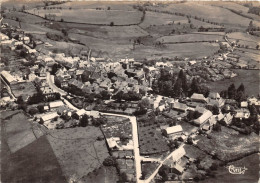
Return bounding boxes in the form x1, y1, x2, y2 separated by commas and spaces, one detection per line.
247, 97, 260, 106
208, 92, 220, 100
163, 125, 183, 136
170, 146, 186, 162
40, 112, 59, 123
240, 101, 248, 108
172, 102, 188, 112
193, 110, 213, 126
207, 98, 225, 107
28, 73, 37, 81
49, 100, 64, 109
234, 110, 250, 119
191, 93, 208, 103
1, 70, 17, 85
223, 112, 233, 125
74, 109, 86, 119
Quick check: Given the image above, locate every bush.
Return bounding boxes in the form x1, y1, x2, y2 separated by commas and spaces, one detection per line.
103, 156, 116, 166
28, 107, 39, 115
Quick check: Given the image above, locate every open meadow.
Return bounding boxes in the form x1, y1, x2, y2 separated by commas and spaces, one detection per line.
200, 153, 260, 183
207, 69, 260, 97
139, 11, 188, 28
47, 127, 109, 181
26, 8, 143, 25
195, 126, 259, 162
147, 2, 260, 29
156, 33, 224, 43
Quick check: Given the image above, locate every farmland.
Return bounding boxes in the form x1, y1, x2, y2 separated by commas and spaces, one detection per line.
207, 69, 260, 97
147, 2, 260, 29
195, 126, 259, 162
1, 111, 43, 153
139, 11, 188, 28
47, 127, 109, 181
156, 33, 224, 43
26, 8, 143, 25
227, 32, 260, 49
200, 153, 260, 183
2, 134, 66, 183
131, 42, 220, 60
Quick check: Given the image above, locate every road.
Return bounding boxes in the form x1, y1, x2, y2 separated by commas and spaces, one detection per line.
101, 113, 142, 183
46, 72, 67, 96
143, 144, 185, 183
45, 76, 143, 182
0, 76, 16, 100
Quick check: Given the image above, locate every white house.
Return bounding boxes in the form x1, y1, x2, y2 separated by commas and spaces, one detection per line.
165, 125, 183, 136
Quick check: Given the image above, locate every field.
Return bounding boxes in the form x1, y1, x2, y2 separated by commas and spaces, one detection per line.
137, 116, 169, 155
27, 8, 143, 25
147, 2, 260, 29
209, 1, 260, 21
227, 32, 260, 49
142, 162, 159, 179
156, 33, 224, 43
47, 127, 109, 181
4, 11, 45, 23
2, 134, 66, 183
131, 42, 220, 60
190, 18, 223, 28
201, 153, 259, 183
140, 11, 188, 28
207, 69, 260, 97
1, 111, 43, 153
195, 126, 259, 162
79, 166, 119, 183
47, 1, 136, 11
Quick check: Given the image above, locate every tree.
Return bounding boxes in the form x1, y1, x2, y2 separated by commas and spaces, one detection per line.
256, 45, 259, 50
103, 156, 116, 166
189, 78, 200, 96
228, 83, 236, 99
107, 6, 111, 10
20, 50, 27, 58
79, 114, 88, 127
213, 123, 221, 132
212, 105, 219, 115
100, 90, 111, 100
187, 136, 193, 145
14, 34, 19, 40
110, 22, 114, 26
158, 165, 168, 181
61, 18, 64, 22
51, 63, 61, 75
237, 83, 245, 93
28, 107, 39, 115
61, 29, 68, 36
37, 104, 45, 113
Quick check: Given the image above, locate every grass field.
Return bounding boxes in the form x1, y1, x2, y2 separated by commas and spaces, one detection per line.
1, 111, 43, 153
47, 127, 109, 181
201, 153, 259, 183
227, 32, 260, 49
195, 126, 259, 162
148, 2, 260, 29
27, 8, 143, 25
207, 69, 260, 97
190, 18, 223, 28
2, 134, 66, 183
47, 1, 136, 11
131, 42, 219, 60
156, 33, 224, 43
142, 162, 160, 179
80, 166, 119, 183
4, 11, 45, 23
140, 11, 188, 28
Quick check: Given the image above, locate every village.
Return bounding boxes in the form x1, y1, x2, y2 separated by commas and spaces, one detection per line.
1, 20, 259, 182
1, 1, 260, 182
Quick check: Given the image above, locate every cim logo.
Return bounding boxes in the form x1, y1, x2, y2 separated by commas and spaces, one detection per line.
227, 165, 248, 175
